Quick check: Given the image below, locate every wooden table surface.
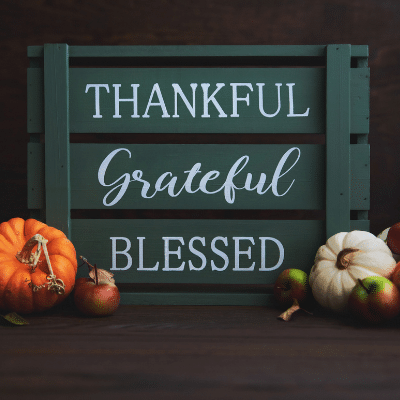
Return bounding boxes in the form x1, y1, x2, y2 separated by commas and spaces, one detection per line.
2, 301, 400, 400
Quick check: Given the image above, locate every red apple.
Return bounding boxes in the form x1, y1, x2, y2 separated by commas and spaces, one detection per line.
348, 276, 400, 324
273, 269, 310, 308
74, 257, 120, 317
386, 222, 400, 255
391, 261, 400, 288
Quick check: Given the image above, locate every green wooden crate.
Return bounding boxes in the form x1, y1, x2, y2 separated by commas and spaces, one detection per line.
27, 44, 370, 305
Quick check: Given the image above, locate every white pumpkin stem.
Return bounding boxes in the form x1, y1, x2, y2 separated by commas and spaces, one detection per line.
336, 248, 359, 270
16, 234, 65, 295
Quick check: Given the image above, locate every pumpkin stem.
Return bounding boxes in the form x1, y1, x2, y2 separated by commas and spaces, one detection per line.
336, 248, 359, 270
16, 234, 43, 270
16, 234, 65, 295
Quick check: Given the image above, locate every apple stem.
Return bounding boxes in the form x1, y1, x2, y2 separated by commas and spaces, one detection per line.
358, 278, 370, 294
79, 256, 93, 272
94, 264, 98, 286
79, 256, 99, 285
300, 307, 313, 315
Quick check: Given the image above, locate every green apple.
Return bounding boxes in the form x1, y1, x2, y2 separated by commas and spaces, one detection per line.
348, 276, 400, 324
273, 269, 310, 308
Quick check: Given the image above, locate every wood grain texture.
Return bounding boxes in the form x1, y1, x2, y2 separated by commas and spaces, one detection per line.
28, 143, 369, 211
27, 65, 369, 134
43, 43, 71, 237
71, 219, 323, 286
326, 44, 351, 237
1, 303, 400, 399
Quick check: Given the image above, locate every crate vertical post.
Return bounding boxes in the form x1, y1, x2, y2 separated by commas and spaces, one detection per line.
44, 44, 71, 238
326, 44, 351, 238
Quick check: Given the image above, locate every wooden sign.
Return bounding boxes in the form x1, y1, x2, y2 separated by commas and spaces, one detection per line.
27, 44, 370, 305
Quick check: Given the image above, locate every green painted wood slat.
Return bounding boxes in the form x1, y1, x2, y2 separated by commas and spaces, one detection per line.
71, 219, 324, 285
27, 143, 369, 211
325, 44, 351, 238
28, 67, 369, 134
68, 144, 324, 210
28, 44, 369, 59
119, 292, 275, 306
68, 67, 324, 134
43, 44, 71, 238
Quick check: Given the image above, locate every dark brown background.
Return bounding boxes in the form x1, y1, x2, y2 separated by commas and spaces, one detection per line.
2, 2, 400, 399
1, 0, 400, 235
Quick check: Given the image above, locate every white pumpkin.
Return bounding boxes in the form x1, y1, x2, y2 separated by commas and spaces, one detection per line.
309, 230, 397, 313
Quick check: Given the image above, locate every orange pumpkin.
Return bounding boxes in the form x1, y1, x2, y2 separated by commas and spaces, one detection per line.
0, 218, 77, 314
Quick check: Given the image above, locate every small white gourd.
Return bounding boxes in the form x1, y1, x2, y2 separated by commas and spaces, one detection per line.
309, 230, 396, 313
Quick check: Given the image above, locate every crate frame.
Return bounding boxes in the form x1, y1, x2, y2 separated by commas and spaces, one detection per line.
27, 44, 369, 305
